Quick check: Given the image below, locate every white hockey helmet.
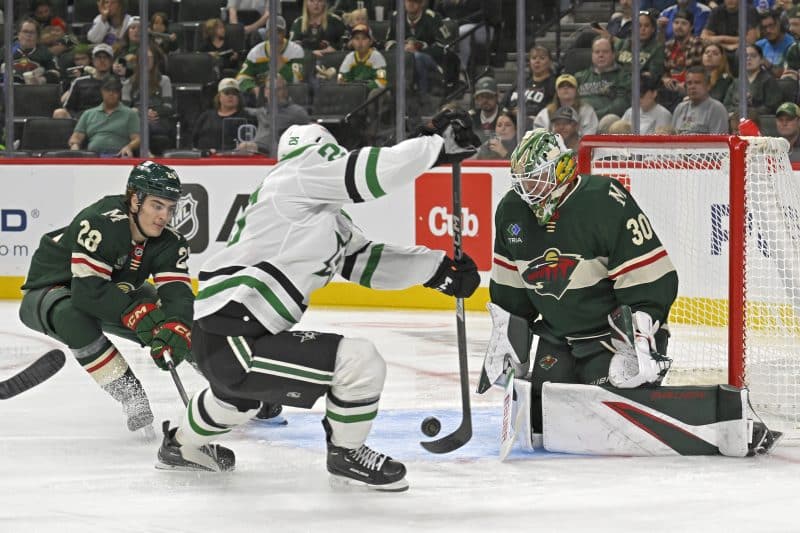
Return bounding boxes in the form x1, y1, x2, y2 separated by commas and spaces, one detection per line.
277, 123, 337, 160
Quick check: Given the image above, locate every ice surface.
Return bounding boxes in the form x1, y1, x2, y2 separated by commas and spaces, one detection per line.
1, 302, 798, 533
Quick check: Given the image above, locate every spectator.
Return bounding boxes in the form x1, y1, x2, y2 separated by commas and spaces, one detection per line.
575, 36, 630, 125
475, 110, 517, 160
237, 16, 305, 102
723, 44, 781, 115
622, 73, 673, 134
657, 0, 710, 41
68, 76, 140, 156
671, 66, 729, 134
607, 118, 634, 134
533, 73, 599, 136
775, 101, 800, 161
199, 18, 241, 77
227, 0, 271, 36
289, 0, 347, 58
87, 0, 133, 46
54, 43, 113, 118
242, 76, 310, 155
433, 0, 488, 71
468, 76, 500, 141
30, 0, 67, 32
701, 0, 759, 53
337, 24, 387, 89
342, 7, 368, 31
149, 12, 179, 57
1, 18, 60, 84
501, 44, 556, 119
40, 25, 72, 69
59, 43, 92, 90
785, 5, 800, 39
113, 16, 140, 59
756, 9, 794, 76
192, 78, 257, 153
615, 9, 665, 80
122, 44, 174, 155
604, 0, 633, 42
386, 0, 443, 94
660, 8, 703, 111
702, 42, 734, 103
550, 105, 581, 150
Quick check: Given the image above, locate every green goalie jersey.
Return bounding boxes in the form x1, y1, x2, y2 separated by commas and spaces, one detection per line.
21, 195, 194, 325
490, 174, 678, 343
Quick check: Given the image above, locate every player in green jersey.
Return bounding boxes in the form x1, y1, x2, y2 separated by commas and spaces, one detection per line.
19, 161, 194, 438
478, 130, 780, 457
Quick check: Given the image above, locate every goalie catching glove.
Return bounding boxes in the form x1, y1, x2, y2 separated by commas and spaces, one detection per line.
607, 305, 671, 388
121, 300, 166, 345
149, 320, 191, 370
424, 253, 480, 298
418, 109, 482, 165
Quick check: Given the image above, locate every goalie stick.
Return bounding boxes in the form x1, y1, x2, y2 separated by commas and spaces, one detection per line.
420, 160, 473, 454
0, 349, 66, 400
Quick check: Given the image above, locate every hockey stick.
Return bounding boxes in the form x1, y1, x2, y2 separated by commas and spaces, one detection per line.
0, 349, 66, 400
162, 350, 189, 406
420, 161, 473, 453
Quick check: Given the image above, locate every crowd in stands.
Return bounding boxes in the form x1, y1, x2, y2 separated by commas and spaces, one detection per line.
2, 0, 800, 161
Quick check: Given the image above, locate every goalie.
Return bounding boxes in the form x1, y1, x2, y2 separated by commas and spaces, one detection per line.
480, 129, 781, 458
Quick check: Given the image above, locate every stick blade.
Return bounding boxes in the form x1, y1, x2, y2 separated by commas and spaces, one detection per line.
420, 422, 472, 454
0, 349, 66, 400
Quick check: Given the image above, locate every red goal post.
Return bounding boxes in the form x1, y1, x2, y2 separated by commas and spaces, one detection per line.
577, 135, 800, 434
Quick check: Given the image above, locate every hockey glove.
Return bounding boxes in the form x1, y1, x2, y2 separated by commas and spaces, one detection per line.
418, 110, 481, 165
424, 253, 480, 298
121, 301, 166, 345
607, 305, 672, 388
149, 320, 191, 370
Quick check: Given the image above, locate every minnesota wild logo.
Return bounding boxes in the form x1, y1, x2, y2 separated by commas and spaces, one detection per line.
521, 247, 581, 299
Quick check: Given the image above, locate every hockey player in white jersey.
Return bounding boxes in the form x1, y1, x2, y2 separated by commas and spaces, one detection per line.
156, 114, 481, 491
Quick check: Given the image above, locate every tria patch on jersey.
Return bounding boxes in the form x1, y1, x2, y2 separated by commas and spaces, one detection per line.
521, 247, 582, 299
505, 223, 523, 244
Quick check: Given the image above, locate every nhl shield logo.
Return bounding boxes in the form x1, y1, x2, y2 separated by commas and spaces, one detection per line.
172, 192, 199, 241
521, 247, 582, 299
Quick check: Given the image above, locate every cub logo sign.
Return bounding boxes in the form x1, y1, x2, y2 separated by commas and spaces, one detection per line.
414, 172, 492, 270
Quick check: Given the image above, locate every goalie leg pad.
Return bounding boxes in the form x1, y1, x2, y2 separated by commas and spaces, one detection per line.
542, 383, 752, 457
477, 303, 534, 393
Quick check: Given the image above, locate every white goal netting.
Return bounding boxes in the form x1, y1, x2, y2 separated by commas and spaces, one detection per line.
580, 135, 800, 436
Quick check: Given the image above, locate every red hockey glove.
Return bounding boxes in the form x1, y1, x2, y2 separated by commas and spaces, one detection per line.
149, 320, 192, 370
121, 301, 166, 345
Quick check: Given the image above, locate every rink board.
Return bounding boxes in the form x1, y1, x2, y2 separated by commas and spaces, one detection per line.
1, 157, 798, 319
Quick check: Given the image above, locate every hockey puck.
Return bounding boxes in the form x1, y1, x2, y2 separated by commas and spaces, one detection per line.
421, 416, 441, 437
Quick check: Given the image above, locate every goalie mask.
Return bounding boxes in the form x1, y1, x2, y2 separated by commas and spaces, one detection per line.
509, 129, 577, 225
277, 123, 337, 161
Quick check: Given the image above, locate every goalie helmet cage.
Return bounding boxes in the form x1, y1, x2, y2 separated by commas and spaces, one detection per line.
578, 135, 800, 436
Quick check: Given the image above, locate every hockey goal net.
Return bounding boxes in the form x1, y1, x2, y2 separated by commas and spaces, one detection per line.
578, 135, 800, 436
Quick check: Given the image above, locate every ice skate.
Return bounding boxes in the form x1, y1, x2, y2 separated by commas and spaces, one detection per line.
155, 421, 235, 472
326, 441, 408, 492
748, 421, 783, 456
254, 402, 287, 426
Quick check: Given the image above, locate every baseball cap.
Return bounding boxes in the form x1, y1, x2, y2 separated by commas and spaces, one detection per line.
673, 8, 693, 25
776, 102, 800, 118
265, 15, 286, 32
101, 76, 123, 92
474, 76, 497, 96
552, 106, 579, 123
556, 73, 578, 88
218, 77, 240, 93
92, 43, 113, 58
350, 24, 373, 40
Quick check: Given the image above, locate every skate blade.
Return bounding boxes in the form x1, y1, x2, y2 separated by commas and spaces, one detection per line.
154, 461, 223, 472
328, 474, 409, 492
253, 415, 288, 426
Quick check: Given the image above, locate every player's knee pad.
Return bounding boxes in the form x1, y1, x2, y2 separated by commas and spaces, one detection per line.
331, 337, 386, 402
19, 286, 71, 338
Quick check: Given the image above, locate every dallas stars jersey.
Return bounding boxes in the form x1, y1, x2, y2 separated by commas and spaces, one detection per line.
22, 195, 193, 325
237, 38, 305, 93
490, 174, 678, 342
337, 48, 388, 90
195, 136, 447, 334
